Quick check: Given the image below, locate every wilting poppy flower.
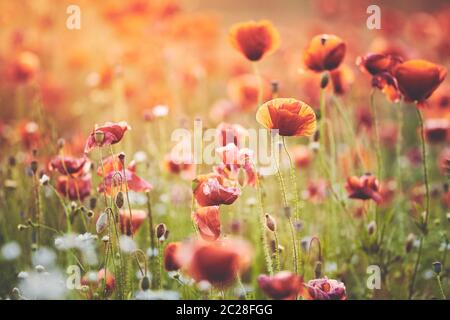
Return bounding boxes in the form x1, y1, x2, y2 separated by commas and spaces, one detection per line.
345, 174, 382, 203
303, 277, 346, 300
229, 20, 280, 62
49, 155, 90, 176
394, 59, 447, 104
193, 173, 240, 206
84, 121, 130, 153
424, 119, 449, 144
176, 238, 252, 287
227, 74, 271, 110
303, 34, 346, 72
192, 206, 221, 241
119, 209, 147, 236
56, 174, 92, 201
164, 242, 182, 272
258, 271, 304, 300
256, 98, 316, 137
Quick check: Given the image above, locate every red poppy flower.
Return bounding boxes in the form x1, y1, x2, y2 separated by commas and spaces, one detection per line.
177, 239, 252, 287
49, 155, 90, 176
357, 53, 403, 76
303, 34, 346, 72
84, 121, 130, 153
227, 74, 271, 110
256, 98, 316, 137
192, 206, 221, 241
56, 174, 92, 201
291, 145, 312, 168
229, 20, 280, 62
99, 168, 152, 195
216, 122, 248, 148
303, 277, 346, 300
258, 271, 304, 300
193, 173, 240, 206
345, 174, 382, 203
119, 209, 147, 236
164, 242, 182, 272
394, 59, 447, 104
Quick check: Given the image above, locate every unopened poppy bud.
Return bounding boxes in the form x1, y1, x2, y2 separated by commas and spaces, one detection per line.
89, 197, 97, 210
265, 214, 276, 232
314, 261, 322, 278
118, 152, 125, 164
102, 235, 110, 243
94, 130, 105, 145
57, 138, 65, 150
30, 160, 38, 174
87, 210, 94, 218
432, 261, 442, 275
115, 191, 124, 209
320, 72, 329, 89
156, 223, 167, 240
405, 233, 416, 253
140, 276, 150, 291
367, 221, 376, 235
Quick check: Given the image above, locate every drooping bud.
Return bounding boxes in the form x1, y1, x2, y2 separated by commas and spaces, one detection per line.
118, 152, 125, 164
115, 191, 124, 209
140, 276, 150, 291
89, 197, 97, 210
156, 223, 167, 240
265, 214, 276, 232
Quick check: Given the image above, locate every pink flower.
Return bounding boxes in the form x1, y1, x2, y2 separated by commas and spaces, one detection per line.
303, 277, 347, 300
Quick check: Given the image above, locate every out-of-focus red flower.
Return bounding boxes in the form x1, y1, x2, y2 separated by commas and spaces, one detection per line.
424, 119, 449, 144
258, 271, 304, 300
291, 145, 312, 168
192, 206, 221, 241
176, 238, 252, 287
345, 174, 382, 203
438, 148, 450, 176
18, 121, 40, 150
163, 152, 195, 180
84, 121, 130, 153
379, 179, 396, 206
216, 122, 248, 148
303, 34, 346, 72
193, 173, 240, 206
99, 166, 152, 195
394, 59, 447, 104
164, 242, 182, 272
81, 268, 116, 297
10, 51, 40, 83
49, 155, 90, 176
330, 64, 354, 96
379, 122, 398, 149
56, 174, 92, 201
256, 98, 316, 137
229, 20, 280, 62
227, 74, 271, 110
355, 105, 373, 132
97, 155, 124, 176
303, 277, 346, 300
119, 209, 147, 236
302, 179, 327, 204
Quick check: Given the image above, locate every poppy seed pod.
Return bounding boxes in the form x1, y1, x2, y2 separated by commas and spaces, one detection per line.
265, 214, 276, 232
156, 223, 167, 240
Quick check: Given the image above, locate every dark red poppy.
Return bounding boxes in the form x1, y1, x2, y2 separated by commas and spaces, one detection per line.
49, 155, 89, 176
84, 121, 130, 153
193, 173, 240, 206
258, 271, 304, 300
345, 174, 382, 203
192, 206, 221, 241
56, 174, 92, 201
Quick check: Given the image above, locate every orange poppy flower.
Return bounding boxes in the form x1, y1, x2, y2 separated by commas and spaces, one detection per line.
303, 34, 346, 72
345, 174, 382, 204
394, 59, 447, 104
229, 20, 280, 62
258, 271, 304, 300
119, 209, 147, 236
256, 98, 316, 136
192, 206, 221, 241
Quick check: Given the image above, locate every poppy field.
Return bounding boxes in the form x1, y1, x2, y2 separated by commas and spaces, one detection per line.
0, 0, 450, 300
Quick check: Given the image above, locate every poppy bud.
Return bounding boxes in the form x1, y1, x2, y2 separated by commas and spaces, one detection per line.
156, 223, 167, 240
115, 191, 124, 209
140, 276, 150, 291
96, 212, 108, 234
314, 261, 322, 278
320, 73, 329, 89
57, 138, 65, 150
89, 197, 97, 210
367, 221, 376, 235
265, 214, 276, 232
432, 261, 442, 275
87, 210, 94, 218
405, 233, 416, 253
94, 130, 105, 145
118, 152, 125, 164
30, 160, 38, 174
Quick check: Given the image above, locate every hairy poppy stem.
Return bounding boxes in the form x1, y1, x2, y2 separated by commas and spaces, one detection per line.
282, 137, 300, 220
146, 192, 157, 289
370, 90, 383, 180
273, 231, 281, 273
